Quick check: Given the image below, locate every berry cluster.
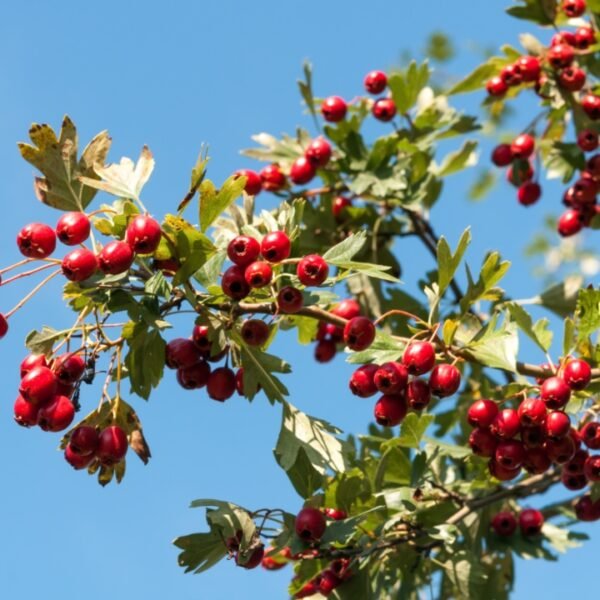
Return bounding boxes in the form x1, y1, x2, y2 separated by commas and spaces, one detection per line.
491, 508, 545, 537
313, 298, 361, 363
468, 358, 597, 487
349, 340, 461, 425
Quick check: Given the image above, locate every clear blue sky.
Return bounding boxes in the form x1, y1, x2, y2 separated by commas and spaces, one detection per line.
0, 1, 596, 598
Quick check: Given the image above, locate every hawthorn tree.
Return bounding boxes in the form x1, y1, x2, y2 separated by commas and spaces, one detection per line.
5, 0, 600, 597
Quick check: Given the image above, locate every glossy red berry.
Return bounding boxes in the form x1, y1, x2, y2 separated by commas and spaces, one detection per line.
13, 395, 40, 427
364, 70, 387, 94
331, 299, 361, 320
244, 261, 273, 288
564, 449, 588, 475
261, 231, 291, 263
544, 411, 571, 440
582, 94, 600, 120
495, 440, 526, 469
500, 64, 523, 87
516, 56, 541, 82
558, 66, 586, 91
259, 164, 287, 192
523, 447, 552, 474
176, 361, 211, 389
575, 26, 595, 50
468, 399, 499, 429
97, 425, 128, 465
548, 43, 575, 69
491, 144, 513, 167
38, 395, 75, 432
332, 196, 352, 221
374, 362, 408, 394
562, 0, 587, 17
315, 339, 337, 363
563, 358, 592, 390
581, 422, 600, 449
577, 129, 599, 152
374, 394, 407, 427
69, 426, 99, 456
519, 509, 544, 536
17, 223, 56, 258
53, 353, 86, 384
64, 444, 94, 470
20, 355, 49, 378
227, 235, 260, 267
406, 379, 431, 410
584, 454, 600, 481
290, 156, 316, 185
324, 508, 347, 521
349, 364, 379, 398
558, 209, 584, 237
575, 495, 600, 521
19, 365, 58, 406
98, 241, 135, 275
235, 169, 262, 195
295, 507, 326, 541
125, 214, 162, 254
402, 341, 436, 375
241, 319, 270, 347
207, 367, 236, 401
511, 134, 535, 160
277, 286, 303, 313
165, 338, 202, 370
571, 178, 597, 206
297, 254, 329, 286
372, 98, 397, 122
469, 428, 498, 457
56, 212, 91, 246
490, 409, 520, 440
61, 248, 98, 281
429, 363, 461, 397
541, 376, 571, 409
221, 265, 250, 300
492, 511, 517, 536
305, 137, 332, 168
343, 317, 375, 351
489, 459, 521, 481
517, 397, 547, 427
321, 96, 347, 122
517, 182, 541, 206
191, 325, 212, 353
486, 76, 507, 97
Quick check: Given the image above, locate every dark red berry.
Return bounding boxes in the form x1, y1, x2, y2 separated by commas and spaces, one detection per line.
191, 325, 212, 352
290, 156, 316, 185
491, 144, 513, 167
517, 397, 547, 427
516, 56, 541, 82
517, 182, 541, 206
53, 353, 86, 384
575, 26, 595, 50
519, 509, 544, 536
349, 364, 379, 398
315, 339, 337, 363
544, 411, 571, 440
495, 440, 526, 469
490, 409, 520, 440
541, 376, 571, 409
297, 254, 329, 286
545, 435, 577, 464
558, 209, 585, 236
564, 449, 589, 474
17, 223, 56, 258
522, 426, 546, 449
305, 137, 332, 168
235, 545, 265, 569
38, 395, 75, 432
235, 169, 262, 195
364, 70, 387, 94
165, 338, 202, 370
19, 365, 58, 406
548, 43, 575, 69
244, 261, 273, 288
374, 362, 408, 394
563, 358, 592, 390
584, 454, 600, 481
344, 317, 375, 351
571, 178, 597, 206
331, 299, 361, 320
221, 265, 250, 300
402, 341, 436, 375
491, 511, 517, 536
429, 363, 461, 397
56, 212, 91, 246
489, 459, 521, 481
176, 361, 211, 389
207, 367, 236, 401
321, 96, 347, 122
97, 425, 128, 465
260, 164, 286, 192
14, 395, 40, 427
332, 196, 352, 221
562, 470, 588, 490
261, 231, 291, 263
241, 319, 270, 346
468, 399, 499, 428
523, 447, 552, 474
295, 507, 326, 541
61, 248, 98, 281
374, 394, 407, 426
581, 422, 600, 449
69, 426, 99, 456
277, 286, 303, 313
372, 98, 397, 122
319, 570, 342, 596
577, 129, 599, 152
575, 495, 600, 521
551, 31, 577, 46
486, 76, 507, 97
406, 379, 431, 410
469, 428, 498, 457
64, 444, 94, 469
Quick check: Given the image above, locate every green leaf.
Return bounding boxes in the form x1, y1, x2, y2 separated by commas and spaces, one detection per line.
460, 252, 511, 312
319, 507, 384, 545
463, 316, 519, 372
323, 231, 367, 263
298, 61, 318, 125
388, 61, 431, 114
437, 228, 471, 298
173, 531, 226, 574
124, 326, 166, 399
395, 413, 434, 449
434, 140, 478, 177
576, 288, 600, 341
563, 317, 576, 356
346, 331, 402, 364
200, 174, 246, 232
438, 550, 488, 597
506, 302, 553, 353
25, 326, 69, 356
468, 169, 497, 201
538, 275, 583, 318
506, 0, 557, 26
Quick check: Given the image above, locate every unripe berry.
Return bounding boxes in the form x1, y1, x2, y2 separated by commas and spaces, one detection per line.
125, 214, 162, 254
277, 286, 303, 313
519, 509, 544, 536
489, 459, 521, 481
19, 365, 58, 406
235, 169, 262, 195
97, 425, 128, 465
38, 395, 75, 432
364, 70, 387, 94
69, 426, 99, 456
491, 511, 517, 536
290, 156, 316, 185
468, 399, 499, 428
305, 137, 332, 168
517, 397, 547, 427
165, 338, 202, 370
517, 182, 541, 206
260, 164, 286, 192
490, 409, 520, 440
577, 129, 599, 152
344, 317, 375, 351
17, 223, 56, 258
332, 196, 352, 221
516, 56, 541, 82
20, 354, 49, 378
548, 43, 575, 69
584, 454, 600, 481
315, 339, 337, 363
406, 379, 431, 410
491, 144, 513, 167
56, 212, 91, 246
261, 231, 291, 263
331, 298, 361, 320
221, 265, 250, 300
64, 444, 94, 470
544, 411, 571, 440
13, 395, 40, 427
53, 353, 86, 384
295, 507, 326, 541
321, 96, 347, 122
469, 428, 498, 457
61, 248, 98, 281
374, 362, 408, 394
297, 254, 329, 286
558, 209, 584, 237
244, 261, 273, 288
582, 94, 600, 120
523, 447, 552, 474
402, 341, 436, 375
241, 319, 270, 347
372, 98, 397, 122
176, 361, 211, 389
207, 367, 236, 401
349, 364, 379, 398
511, 134, 535, 159
429, 363, 461, 397
563, 358, 592, 390
374, 394, 407, 427
495, 440, 526, 470
562, 0, 586, 17
486, 76, 507, 97
541, 376, 571, 409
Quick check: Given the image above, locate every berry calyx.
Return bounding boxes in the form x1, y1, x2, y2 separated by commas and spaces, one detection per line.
221, 265, 250, 300
402, 341, 436, 375
97, 425, 128, 465
563, 358, 592, 390
297, 254, 329, 286
125, 214, 162, 254
349, 364, 379, 398
372, 98, 397, 122
290, 156, 316, 185
244, 261, 273, 288
428, 363, 461, 397
56, 212, 91, 246
227, 235, 261, 267
548, 43, 575, 69
584, 455, 600, 481
61, 248, 98, 282
374, 394, 407, 427
235, 169, 262, 195
295, 507, 326, 541
321, 96, 347, 122
519, 509, 544, 536
343, 317, 376, 351
207, 367, 236, 401
261, 231, 291, 263
17, 223, 56, 258
277, 286, 303, 313
241, 319, 270, 346
491, 511, 517, 536
364, 70, 387, 94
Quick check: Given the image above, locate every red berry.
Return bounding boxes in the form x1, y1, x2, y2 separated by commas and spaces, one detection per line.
56, 212, 91, 246
495, 440, 526, 469
290, 156, 316, 185
575, 26, 595, 50
486, 76, 507, 97
153, 258, 179, 276
562, 469, 588, 490
571, 178, 597, 206
260, 164, 286, 192
295, 507, 326, 541
517, 182, 541, 206
321, 96, 347, 122
548, 43, 575, 69
468, 399, 500, 429
544, 411, 571, 439
500, 64, 523, 87
491, 144, 513, 167
235, 169, 262, 195
176, 361, 211, 389
20, 354, 49, 378
364, 70, 387, 94
564, 449, 589, 475
491, 511, 517, 536
125, 215, 162, 254
241, 319, 270, 346
562, 0, 587, 17
235, 545, 265, 569
277, 286, 303, 313
343, 317, 375, 351
516, 56, 541, 82
13, 395, 40, 427
0, 314, 9, 339
581, 422, 600, 449
402, 341, 436, 375
324, 508, 347, 520
372, 98, 397, 122
332, 196, 352, 221
17, 223, 56, 258
511, 134, 535, 160
53, 353, 86, 384
469, 428, 498, 457
349, 364, 379, 398
489, 459, 521, 481
227, 235, 261, 267
295, 580, 319, 599
575, 495, 600, 521
374, 362, 408, 394
406, 379, 431, 410
541, 376, 571, 409
297, 254, 329, 286
221, 265, 250, 300
61, 248, 98, 281
234, 367, 261, 396
98, 241, 134, 275
558, 209, 585, 236
584, 454, 600, 481
261, 231, 291, 263
165, 338, 202, 370
315, 339, 337, 363
305, 137, 332, 168
545, 435, 577, 464
582, 94, 600, 120
97, 425, 128, 465
517, 397, 547, 427
260, 547, 287, 571
374, 394, 407, 426
519, 509, 544, 536
563, 358, 592, 390
207, 367, 236, 401
191, 325, 212, 353
38, 395, 75, 432
577, 129, 599, 152
490, 409, 520, 440
429, 363, 461, 397
523, 447, 552, 474
558, 66, 586, 91
331, 299, 361, 320
19, 365, 58, 406
319, 570, 342, 596
244, 261, 273, 288
69, 426, 99, 456
64, 444, 94, 470
522, 426, 546, 449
